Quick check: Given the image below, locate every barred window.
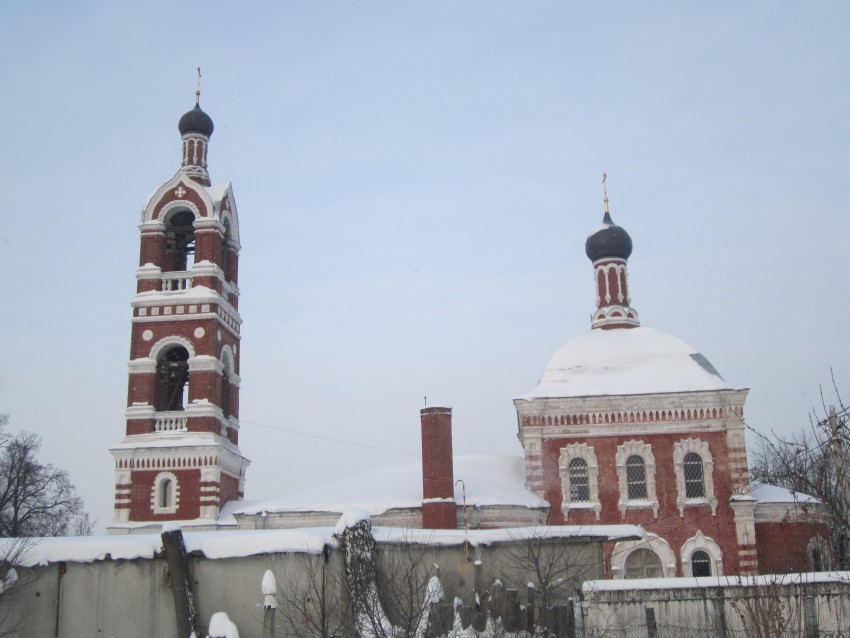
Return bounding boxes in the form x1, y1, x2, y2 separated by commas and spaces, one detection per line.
684, 452, 705, 498
626, 455, 648, 499
691, 550, 711, 577
625, 549, 663, 579
569, 458, 589, 502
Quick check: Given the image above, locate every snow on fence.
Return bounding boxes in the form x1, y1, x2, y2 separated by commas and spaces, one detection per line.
582, 572, 850, 638
2, 521, 847, 637
0, 520, 624, 638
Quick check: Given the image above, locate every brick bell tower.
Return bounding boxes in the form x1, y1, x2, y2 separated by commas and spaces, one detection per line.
109, 90, 249, 532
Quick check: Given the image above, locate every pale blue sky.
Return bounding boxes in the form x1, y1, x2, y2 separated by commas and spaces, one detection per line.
1, 2, 848, 531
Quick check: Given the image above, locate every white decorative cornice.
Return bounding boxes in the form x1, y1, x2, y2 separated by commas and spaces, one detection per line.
136, 264, 162, 280
128, 359, 157, 374
110, 436, 250, 475
188, 355, 224, 373
125, 404, 155, 420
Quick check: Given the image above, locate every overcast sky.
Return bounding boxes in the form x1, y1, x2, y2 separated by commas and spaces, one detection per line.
1, 2, 848, 533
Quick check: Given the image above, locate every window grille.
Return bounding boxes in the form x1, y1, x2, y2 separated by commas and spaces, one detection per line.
626, 455, 647, 499
691, 550, 711, 577
569, 458, 589, 502
625, 549, 663, 579
684, 452, 705, 498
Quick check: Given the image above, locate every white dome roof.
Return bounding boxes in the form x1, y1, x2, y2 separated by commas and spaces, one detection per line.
522, 326, 731, 399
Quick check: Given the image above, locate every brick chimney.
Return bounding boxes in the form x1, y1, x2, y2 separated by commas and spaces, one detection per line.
420, 407, 457, 529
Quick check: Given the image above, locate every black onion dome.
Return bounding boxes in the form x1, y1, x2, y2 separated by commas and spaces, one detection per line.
178, 103, 214, 137
585, 211, 633, 262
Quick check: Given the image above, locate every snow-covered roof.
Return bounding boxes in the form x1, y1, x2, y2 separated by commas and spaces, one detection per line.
751, 482, 820, 504
1, 529, 337, 567
374, 524, 643, 546
234, 454, 548, 517
2, 522, 642, 567
204, 181, 231, 204
521, 326, 734, 400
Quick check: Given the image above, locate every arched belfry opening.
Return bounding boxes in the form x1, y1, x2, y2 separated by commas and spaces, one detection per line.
220, 351, 233, 420
221, 217, 232, 279
155, 345, 190, 411
165, 210, 195, 272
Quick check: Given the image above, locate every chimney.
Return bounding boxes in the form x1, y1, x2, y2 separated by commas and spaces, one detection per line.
420, 406, 457, 529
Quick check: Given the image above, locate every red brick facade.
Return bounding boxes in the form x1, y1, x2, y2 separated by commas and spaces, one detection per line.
514, 201, 825, 577
421, 407, 457, 529
109, 102, 250, 531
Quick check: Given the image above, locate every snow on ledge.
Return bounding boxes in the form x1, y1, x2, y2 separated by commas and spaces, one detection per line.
334, 508, 371, 534
584, 571, 850, 593
2, 524, 641, 567
373, 524, 643, 547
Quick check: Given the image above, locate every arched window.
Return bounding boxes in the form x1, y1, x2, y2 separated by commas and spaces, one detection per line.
155, 346, 190, 411
625, 549, 663, 579
684, 452, 705, 498
626, 455, 648, 500
159, 478, 172, 509
558, 444, 601, 520
152, 472, 179, 514
165, 210, 195, 272
569, 458, 589, 502
673, 438, 718, 515
691, 550, 712, 577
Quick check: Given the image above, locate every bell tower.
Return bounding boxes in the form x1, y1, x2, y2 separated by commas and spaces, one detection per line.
109, 93, 249, 532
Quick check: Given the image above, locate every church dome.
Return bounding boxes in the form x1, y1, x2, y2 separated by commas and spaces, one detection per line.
585, 211, 633, 262
178, 103, 214, 137
522, 327, 731, 399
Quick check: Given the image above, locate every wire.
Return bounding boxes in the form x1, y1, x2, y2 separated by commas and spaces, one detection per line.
239, 417, 417, 456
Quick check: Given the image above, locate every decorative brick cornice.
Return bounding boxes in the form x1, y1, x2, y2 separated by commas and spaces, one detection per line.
515, 389, 748, 439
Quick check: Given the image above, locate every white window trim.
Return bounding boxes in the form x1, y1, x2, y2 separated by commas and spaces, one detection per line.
673, 438, 718, 516
611, 533, 676, 579
615, 440, 659, 518
680, 530, 724, 576
558, 443, 601, 521
152, 471, 180, 515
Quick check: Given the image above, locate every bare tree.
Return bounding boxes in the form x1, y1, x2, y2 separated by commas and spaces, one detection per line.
0, 430, 92, 537
275, 545, 353, 638
0, 537, 38, 637
373, 540, 444, 637
749, 377, 850, 568
499, 529, 598, 636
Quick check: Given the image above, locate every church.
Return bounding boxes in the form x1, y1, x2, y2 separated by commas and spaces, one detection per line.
108, 98, 828, 578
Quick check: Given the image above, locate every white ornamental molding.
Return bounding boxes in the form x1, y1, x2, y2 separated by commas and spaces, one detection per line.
680, 530, 724, 576
148, 335, 197, 361
558, 443, 602, 521
152, 471, 180, 515
611, 533, 677, 579
673, 437, 718, 516
615, 440, 659, 518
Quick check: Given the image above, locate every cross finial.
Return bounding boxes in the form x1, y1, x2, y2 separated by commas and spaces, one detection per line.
602, 171, 609, 214
195, 67, 202, 105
